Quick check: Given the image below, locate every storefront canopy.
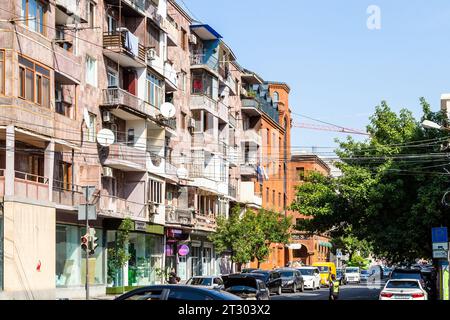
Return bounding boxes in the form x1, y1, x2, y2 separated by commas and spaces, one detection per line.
319, 241, 333, 248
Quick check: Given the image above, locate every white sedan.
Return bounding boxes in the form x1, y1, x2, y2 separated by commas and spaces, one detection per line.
379, 279, 428, 300
297, 267, 321, 290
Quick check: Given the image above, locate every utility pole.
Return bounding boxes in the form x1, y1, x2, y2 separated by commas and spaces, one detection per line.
85, 187, 89, 300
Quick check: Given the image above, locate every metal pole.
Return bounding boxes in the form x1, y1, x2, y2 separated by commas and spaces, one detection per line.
85, 187, 89, 300
448, 242, 450, 300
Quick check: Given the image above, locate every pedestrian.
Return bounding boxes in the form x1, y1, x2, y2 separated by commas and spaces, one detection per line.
168, 268, 179, 284
329, 274, 340, 300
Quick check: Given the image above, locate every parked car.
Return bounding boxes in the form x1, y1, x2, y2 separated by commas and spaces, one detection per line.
114, 285, 242, 300
276, 268, 304, 293
420, 267, 437, 300
297, 267, 321, 290
344, 267, 361, 284
248, 270, 283, 295
360, 269, 370, 282
336, 269, 346, 285
241, 268, 259, 273
390, 268, 426, 288
186, 276, 224, 289
379, 279, 428, 300
222, 274, 270, 300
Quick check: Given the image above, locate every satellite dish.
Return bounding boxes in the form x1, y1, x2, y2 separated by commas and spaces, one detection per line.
97, 129, 115, 147
83, 108, 90, 124
160, 102, 176, 119
176, 167, 188, 179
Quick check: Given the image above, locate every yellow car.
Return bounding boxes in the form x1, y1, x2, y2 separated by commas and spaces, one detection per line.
312, 262, 336, 287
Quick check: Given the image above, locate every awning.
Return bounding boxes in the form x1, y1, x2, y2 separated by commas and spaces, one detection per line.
286, 243, 303, 250
319, 241, 333, 248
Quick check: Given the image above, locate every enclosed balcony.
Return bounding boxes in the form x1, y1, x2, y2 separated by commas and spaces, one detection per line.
101, 88, 159, 119
190, 52, 219, 76
164, 61, 178, 92
103, 31, 146, 68
238, 181, 262, 208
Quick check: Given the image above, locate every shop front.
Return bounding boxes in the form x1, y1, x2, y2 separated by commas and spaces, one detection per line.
165, 228, 192, 281
106, 221, 165, 293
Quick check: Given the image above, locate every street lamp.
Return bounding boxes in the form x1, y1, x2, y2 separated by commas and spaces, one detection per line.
422, 120, 450, 132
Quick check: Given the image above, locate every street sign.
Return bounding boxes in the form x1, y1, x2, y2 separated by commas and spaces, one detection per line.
78, 204, 97, 220
82, 186, 97, 202
434, 250, 448, 259
432, 227, 448, 243
433, 242, 449, 251
336, 249, 342, 257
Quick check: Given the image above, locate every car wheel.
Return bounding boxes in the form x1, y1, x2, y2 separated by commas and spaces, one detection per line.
277, 286, 282, 295
292, 283, 297, 293
300, 282, 304, 292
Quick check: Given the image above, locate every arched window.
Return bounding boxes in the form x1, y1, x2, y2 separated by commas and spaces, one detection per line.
273, 91, 279, 103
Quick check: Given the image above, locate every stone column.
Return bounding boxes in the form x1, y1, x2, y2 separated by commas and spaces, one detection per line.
5, 125, 15, 197
44, 141, 55, 202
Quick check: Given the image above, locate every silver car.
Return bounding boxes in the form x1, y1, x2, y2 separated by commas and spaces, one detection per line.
186, 276, 224, 289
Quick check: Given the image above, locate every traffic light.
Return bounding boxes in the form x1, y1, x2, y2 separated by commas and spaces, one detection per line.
88, 229, 98, 255
81, 234, 89, 251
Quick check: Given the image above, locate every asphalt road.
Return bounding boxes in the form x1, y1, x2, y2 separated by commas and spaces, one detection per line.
271, 281, 385, 300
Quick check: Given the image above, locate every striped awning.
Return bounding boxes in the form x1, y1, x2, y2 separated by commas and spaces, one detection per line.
319, 241, 332, 248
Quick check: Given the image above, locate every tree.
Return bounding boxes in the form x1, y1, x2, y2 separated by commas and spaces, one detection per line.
331, 233, 372, 261
209, 206, 292, 268
290, 99, 450, 263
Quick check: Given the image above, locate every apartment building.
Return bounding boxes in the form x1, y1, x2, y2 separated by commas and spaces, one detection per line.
0, 0, 296, 299
286, 153, 332, 265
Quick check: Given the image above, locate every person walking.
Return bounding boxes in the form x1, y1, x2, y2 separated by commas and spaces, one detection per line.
329, 274, 340, 300
168, 268, 180, 284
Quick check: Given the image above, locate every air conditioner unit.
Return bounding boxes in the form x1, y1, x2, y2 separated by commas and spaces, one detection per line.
147, 48, 157, 61
188, 118, 196, 128
102, 167, 114, 178
102, 111, 113, 123
188, 34, 197, 44
148, 202, 159, 215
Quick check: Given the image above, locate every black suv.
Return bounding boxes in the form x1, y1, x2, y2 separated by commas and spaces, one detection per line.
248, 270, 283, 295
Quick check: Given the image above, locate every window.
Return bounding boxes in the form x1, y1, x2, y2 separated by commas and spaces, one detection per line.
107, 14, 117, 33
55, 27, 73, 52
273, 91, 279, 103
266, 187, 269, 201
21, 0, 46, 35
191, 70, 213, 97
85, 112, 96, 142
146, 72, 163, 108
57, 161, 72, 190
148, 23, 160, 56
86, 1, 95, 29
278, 192, 281, 207
149, 179, 163, 204
272, 190, 275, 205
55, 83, 74, 118
107, 69, 118, 88
85, 56, 97, 86
0, 50, 4, 95
18, 55, 50, 107
179, 71, 187, 92
180, 28, 187, 51
297, 167, 305, 181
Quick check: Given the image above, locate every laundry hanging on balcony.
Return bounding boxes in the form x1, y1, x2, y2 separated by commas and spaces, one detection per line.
124, 30, 139, 57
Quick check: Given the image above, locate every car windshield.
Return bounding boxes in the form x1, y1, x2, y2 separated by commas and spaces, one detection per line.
226, 285, 257, 293
346, 268, 359, 273
298, 269, 314, 276
188, 278, 212, 286
317, 266, 329, 273
279, 271, 295, 277
386, 281, 420, 289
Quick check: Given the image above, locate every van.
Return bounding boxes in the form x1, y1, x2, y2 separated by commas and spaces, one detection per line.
312, 262, 336, 287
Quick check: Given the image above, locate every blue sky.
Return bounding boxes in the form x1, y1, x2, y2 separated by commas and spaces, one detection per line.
180, 0, 450, 153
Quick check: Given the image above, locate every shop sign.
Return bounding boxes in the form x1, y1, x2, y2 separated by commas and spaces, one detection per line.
178, 244, 190, 256
135, 221, 147, 232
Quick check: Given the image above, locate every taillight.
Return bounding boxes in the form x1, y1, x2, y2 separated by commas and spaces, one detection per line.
411, 293, 424, 298
380, 292, 393, 298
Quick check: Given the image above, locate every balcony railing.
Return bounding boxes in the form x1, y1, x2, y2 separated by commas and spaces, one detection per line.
101, 142, 147, 171
102, 88, 158, 118
191, 94, 218, 114
229, 113, 237, 128
103, 32, 146, 63
14, 171, 49, 201
160, 117, 177, 130
190, 53, 219, 72
97, 192, 148, 222
194, 214, 217, 231
165, 206, 194, 226
52, 180, 84, 207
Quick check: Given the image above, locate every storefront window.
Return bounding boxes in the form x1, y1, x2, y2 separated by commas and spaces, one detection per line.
107, 231, 164, 288
56, 224, 105, 287
0, 211, 3, 290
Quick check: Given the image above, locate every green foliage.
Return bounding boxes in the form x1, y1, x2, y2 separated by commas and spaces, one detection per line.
209, 206, 292, 266
347, 254, 370, 269
107, 218, 134, 285
290, 99, 450, 263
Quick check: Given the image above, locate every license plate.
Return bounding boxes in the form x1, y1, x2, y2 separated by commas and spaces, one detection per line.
393, 295, 410, 300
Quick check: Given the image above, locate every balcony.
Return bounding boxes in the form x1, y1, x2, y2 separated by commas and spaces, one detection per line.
194, 214, 217, 232
191, 95, 218, 115
52, 181, 84, 208
229, 113, 237, 128
146, 151, 165, 176
165, 206, 194, 226
102, 88, 159, 119
238, 181, 262, 207
14, 171, 49, 202
227, 145, 239, 167
241, 98, 262, 117
103, 32, 146, 68
164, 61, 178, 92
100, 143, 147, 172
228, 183, 237, 200
218, 101, 229, 123
190, 53, 219, 75
97, 192, 148, 222
242, 129, 262, 146
240, 163, 258, 176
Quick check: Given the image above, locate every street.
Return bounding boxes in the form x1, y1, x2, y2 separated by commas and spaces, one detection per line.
271, 282, 385, 300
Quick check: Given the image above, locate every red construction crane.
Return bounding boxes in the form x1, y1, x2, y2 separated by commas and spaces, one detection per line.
292, 122, 370, 136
